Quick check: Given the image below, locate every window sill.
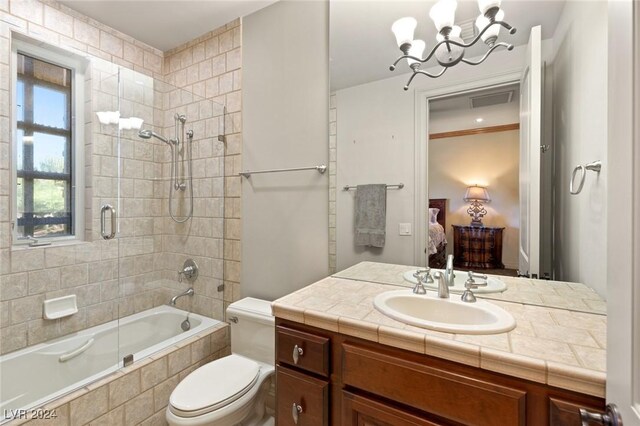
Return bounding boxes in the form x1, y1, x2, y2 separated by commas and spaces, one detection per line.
11, 238, 87, 251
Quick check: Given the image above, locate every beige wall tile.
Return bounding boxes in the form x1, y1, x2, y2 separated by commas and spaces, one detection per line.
141, 357, 168, 391
124, 389, 154, 424
99, 30, 123, 57
167, 345, 191, 375
109, 370, 141, 408
89, 404, 124, 426
69, 386, 109, 425
153, 374, 180, 412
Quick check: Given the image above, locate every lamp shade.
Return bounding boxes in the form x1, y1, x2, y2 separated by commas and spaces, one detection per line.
429, 0, 457, 32
391, 17, 418, 48
464, 185, 491, 202
477, 0, 501, 14
476, 10, 504, 42
407, 40, 426, 65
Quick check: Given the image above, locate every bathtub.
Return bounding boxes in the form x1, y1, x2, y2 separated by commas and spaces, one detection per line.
0, 305, 220, 421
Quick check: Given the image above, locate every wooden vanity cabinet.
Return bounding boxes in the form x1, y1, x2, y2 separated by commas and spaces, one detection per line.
275, 319, 605, 426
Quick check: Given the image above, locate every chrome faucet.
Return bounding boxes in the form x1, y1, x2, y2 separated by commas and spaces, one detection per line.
170, 288, 194, 306
444, 254, 455, 287
432, 271, 450, 299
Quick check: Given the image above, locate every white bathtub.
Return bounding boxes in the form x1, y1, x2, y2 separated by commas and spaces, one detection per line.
0, 305, 220, 421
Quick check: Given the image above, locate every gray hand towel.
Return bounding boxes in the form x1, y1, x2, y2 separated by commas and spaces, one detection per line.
354, 184, 387, 248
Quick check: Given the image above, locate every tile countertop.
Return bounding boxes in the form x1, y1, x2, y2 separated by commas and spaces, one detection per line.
272, 276, 607, 398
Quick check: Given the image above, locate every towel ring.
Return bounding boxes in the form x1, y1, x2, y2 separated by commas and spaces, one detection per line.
570, 161, 601, 195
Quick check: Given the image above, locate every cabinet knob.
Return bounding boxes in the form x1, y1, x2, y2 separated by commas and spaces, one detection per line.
292, 344, 304, 364
292, 402, 303, 424
580, 404, 623, 426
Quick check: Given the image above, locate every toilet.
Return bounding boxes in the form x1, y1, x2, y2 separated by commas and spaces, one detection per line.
166, 298, 275, 426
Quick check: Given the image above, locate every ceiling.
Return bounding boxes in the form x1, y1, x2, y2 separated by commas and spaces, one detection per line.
330, 0, 565, 91
60, 0, 277, 52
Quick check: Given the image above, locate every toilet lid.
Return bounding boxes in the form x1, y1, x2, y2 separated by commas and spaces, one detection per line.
169, 355, 260, 416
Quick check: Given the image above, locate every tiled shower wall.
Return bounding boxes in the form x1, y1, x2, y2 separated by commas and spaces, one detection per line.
160, 19, 242, 318
0, 0, 241, 354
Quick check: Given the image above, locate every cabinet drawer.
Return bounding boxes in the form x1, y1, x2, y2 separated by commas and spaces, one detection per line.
276, 366, 329, 426
276, 325, 330, 377
342, 391, 443, 426
342, 343, 526, 426
549, 397, 605, 425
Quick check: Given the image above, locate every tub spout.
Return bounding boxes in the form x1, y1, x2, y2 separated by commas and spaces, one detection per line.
170, 288, 194, 306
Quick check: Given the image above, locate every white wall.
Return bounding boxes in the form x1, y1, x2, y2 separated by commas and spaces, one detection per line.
551, 1, 608, 297
428, 130, 520, 269
242, 1, 329, 300
335, 45, 529, 272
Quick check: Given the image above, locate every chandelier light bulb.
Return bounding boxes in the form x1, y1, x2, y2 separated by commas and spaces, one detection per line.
429, 0, 458, 32
391, 17, 418, 48
407, 40, 426, 66
477, 0, 502, 14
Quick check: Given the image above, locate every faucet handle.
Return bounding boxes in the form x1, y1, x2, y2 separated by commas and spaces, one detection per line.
465, 271, 488, 288
462, 271, 488, 303
413, 268, 434, 284
468, 271, 488, 280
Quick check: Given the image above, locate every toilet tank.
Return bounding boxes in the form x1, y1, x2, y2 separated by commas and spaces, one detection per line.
226, 298, 274, 365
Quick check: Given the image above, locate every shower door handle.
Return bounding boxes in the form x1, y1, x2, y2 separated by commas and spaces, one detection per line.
100, 204, 116, 240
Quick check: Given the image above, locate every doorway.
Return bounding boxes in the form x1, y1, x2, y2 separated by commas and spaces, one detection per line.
427, 83, 521, 277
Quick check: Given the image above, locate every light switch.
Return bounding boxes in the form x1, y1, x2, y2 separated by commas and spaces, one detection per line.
398, 223, 412, 236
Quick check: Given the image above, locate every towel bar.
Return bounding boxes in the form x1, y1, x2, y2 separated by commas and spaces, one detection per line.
239, 164, 326, 178
343, 183, 404, 191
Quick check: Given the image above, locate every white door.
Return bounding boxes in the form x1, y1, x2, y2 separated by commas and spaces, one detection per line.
518, 26, 542, 278
602, 1, 639, 425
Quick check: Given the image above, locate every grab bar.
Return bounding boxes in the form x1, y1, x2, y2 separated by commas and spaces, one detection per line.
570, 161, 601, 195
100, 204, 116, 239
59, 338, 94, 363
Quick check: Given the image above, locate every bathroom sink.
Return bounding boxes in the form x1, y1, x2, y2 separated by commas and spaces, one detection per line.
373, 290, 516, 335
403, 269, 507, 294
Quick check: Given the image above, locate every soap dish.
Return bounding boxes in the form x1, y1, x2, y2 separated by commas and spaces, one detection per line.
43, 295, 78, 320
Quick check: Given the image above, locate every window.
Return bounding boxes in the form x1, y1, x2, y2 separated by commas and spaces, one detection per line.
11, 38, 85, 244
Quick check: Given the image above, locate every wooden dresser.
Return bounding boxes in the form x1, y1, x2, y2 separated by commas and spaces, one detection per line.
452, 225, 505, 269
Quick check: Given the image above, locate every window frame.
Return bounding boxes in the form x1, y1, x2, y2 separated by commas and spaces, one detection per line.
10, 37, 86, 246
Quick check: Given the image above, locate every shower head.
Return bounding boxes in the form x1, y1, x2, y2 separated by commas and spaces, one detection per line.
138, 129, 170, 144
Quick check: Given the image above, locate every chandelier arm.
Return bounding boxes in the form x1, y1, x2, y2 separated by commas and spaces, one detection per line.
440, 21, 516, 50
460, 42, 513, 66
404, 67, 447, 90
390, 54, 430, 71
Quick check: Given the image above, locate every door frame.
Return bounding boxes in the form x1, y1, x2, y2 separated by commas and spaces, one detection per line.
606, 0, 639, 419
414, 71, 521, 266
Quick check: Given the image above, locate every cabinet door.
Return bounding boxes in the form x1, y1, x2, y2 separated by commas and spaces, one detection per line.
342, 391, 445, 426
276, 366, 329, 426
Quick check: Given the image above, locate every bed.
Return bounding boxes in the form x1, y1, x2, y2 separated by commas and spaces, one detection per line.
428, 198, 448, 269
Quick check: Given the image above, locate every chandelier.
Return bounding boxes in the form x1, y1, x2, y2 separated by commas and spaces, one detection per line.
389, 0, 517, 90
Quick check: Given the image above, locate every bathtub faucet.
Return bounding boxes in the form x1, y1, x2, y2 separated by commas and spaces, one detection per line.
170, 288, 194, 306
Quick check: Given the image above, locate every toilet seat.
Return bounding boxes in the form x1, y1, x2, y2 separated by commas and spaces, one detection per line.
169, 355, 261, 418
